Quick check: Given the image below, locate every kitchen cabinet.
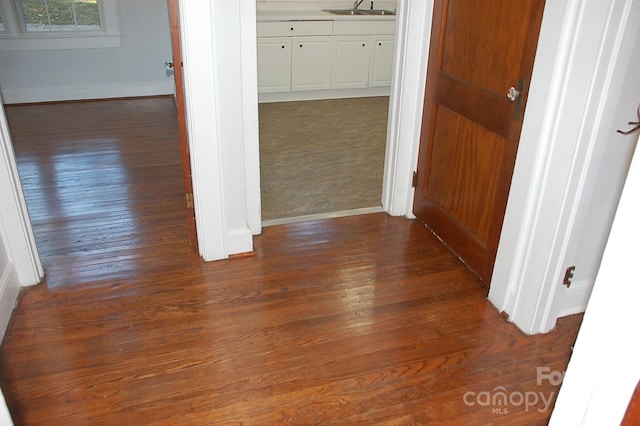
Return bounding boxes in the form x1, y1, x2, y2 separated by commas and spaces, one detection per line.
369, 35, 395, 87
332, 36, 370, 89
257, 37, 291, 93
292, 36, 332, 91
256, 17, 395, 100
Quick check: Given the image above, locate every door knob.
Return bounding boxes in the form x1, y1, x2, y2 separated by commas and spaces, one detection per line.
164, 61, 174, 71
506, 86, 521, 102
507, 79, 526, 119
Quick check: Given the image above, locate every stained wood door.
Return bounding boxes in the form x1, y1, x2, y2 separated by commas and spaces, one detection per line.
413, 0, 546, 283
168, 0, 198, 248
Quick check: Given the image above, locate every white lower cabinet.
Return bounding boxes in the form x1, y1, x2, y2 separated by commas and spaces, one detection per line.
291, 36, 332, 91
257, 37, 291, 93
369, 36, 395, 87
332, 36, 370, 89
256, 19, 396, 98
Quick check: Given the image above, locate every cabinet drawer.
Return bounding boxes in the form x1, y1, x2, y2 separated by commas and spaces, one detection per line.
332, 20, 396, 35
257, 21, 333, 37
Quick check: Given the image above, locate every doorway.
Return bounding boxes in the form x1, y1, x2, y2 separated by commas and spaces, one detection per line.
0, 1, 193, 287
256, 8, 397, 225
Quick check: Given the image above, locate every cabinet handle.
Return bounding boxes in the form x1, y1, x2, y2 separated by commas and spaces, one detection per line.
362, 43, 366, 47
290, 27, 294, 31
281, 45, 285, 48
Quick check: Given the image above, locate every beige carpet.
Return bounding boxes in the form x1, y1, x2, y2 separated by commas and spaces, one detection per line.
259, 96, 389, 221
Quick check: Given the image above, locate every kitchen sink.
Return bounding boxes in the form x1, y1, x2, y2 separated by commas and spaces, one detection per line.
323, 9, 396, 16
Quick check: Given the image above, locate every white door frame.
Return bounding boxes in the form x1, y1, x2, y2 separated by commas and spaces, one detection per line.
0, 99, 43, 339
488, 0, 639, 333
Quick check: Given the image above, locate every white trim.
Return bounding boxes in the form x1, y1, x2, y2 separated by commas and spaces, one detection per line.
489, 0, 639, 334
0, 100, 42, 285
259, 87, 389, 103
0, 34, 120, 50
240, 0, 262, 235
0, 96, 42, 340
1, 81, 174, 104
0, 260, 20, 340
180, 0, 227, 261
381, 0, 431, 217
0, 389, 11, 425
555, 278, 595, 318
549, 111, 640, 425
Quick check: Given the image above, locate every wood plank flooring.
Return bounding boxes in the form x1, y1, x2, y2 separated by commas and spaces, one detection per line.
0, 97, 582, 424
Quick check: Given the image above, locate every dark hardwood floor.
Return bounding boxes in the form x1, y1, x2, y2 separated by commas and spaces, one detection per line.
0, 97, 582, 425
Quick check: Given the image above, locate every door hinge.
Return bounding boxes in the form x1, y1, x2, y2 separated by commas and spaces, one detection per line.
185, 192, 194, 209
412, 171, 418, 188
562, 265, 575, 288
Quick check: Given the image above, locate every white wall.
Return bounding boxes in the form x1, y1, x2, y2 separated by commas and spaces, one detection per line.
0, 0, 174, 103
549, 131, 640, 425
488, 0, 639, 334
550, 0, 640, 319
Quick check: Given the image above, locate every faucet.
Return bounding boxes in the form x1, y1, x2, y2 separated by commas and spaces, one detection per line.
353, 0, 365, 10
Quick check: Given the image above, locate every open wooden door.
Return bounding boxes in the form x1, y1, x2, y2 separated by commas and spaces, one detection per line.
167, 0, 198, 248
413, 0, 546, 284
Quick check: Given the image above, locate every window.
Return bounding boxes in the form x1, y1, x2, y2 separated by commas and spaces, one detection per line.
0, 0, 120, 50
17, 0, 101, 32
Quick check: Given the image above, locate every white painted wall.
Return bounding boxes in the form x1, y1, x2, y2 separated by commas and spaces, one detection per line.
0, 0, 174, 103
549, 0, 639, 320
549, 127, 640, 426
489, 0, 639, 334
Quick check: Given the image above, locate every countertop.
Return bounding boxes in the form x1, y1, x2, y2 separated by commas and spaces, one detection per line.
256, 9, 396, 22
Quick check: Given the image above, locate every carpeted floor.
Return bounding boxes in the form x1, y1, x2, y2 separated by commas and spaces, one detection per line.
259, 96, 389, 221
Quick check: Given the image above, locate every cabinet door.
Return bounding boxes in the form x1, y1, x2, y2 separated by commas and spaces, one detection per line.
332, 36, 370, 89
369, 36, 395, 87
257, 37, 291, 93
291, 36, 332, 91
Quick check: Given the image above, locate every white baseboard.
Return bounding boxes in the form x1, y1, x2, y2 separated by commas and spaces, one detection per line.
557, 278, 596, 318
225, 227, 255, 257
1, 81, 175, 104
0, 262, 20, 341
259, 87, 390, 103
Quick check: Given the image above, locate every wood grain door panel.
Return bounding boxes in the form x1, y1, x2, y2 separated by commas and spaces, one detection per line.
168, 0, 198, 248
414, 0, 545, 283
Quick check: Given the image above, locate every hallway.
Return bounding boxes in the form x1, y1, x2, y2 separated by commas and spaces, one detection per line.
0, 97, 581, 424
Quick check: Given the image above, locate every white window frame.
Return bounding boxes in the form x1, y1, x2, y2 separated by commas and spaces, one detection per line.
0, 0, 120, 51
